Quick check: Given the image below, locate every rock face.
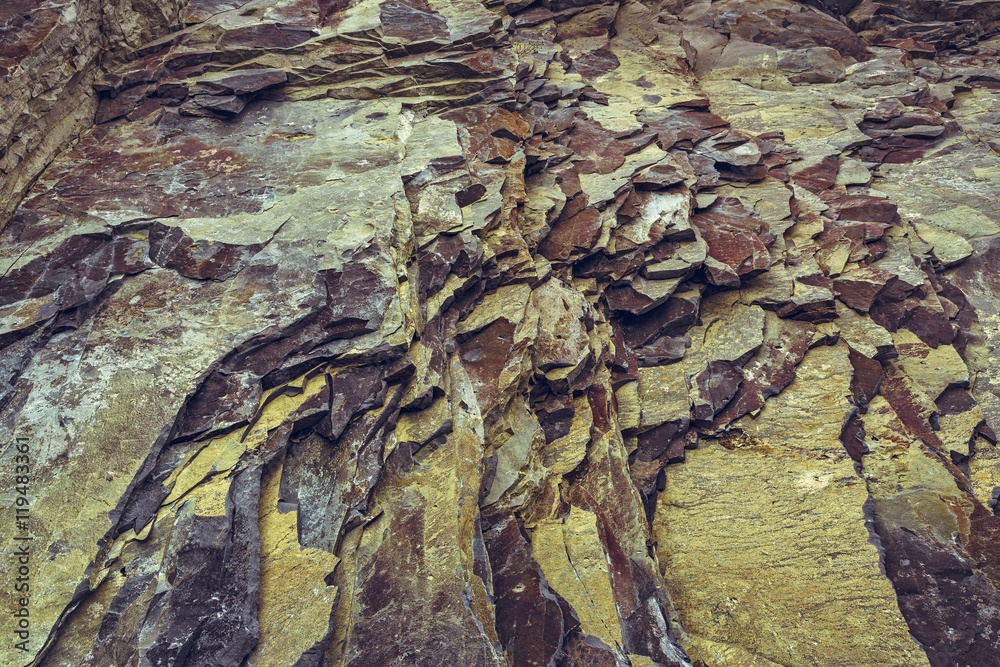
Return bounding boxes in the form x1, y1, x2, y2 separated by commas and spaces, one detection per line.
1, 0, 999, 666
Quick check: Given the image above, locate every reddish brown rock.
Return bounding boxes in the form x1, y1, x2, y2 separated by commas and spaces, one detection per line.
605, 276, 685, 316
790, 155, 840, 193
848, 344, 885, 408
635, 420, 689, 463
95, 84, 157, 124
840, 410, 867, 461
538, 207, 602, 261
192, 69, 288, 95
634, 335, 690, 367
901, 304, 957, 348
217, 24, 316, 50
459, 318, 518, 411
561, 631, 619, 667
884, 37, 937, 59
685, 153, 720, 190
417, 233, 482, 301
690, 197, 773, 287
863, 97, 906, 122
620, 290, 701, 350
183, 0, 247, 23
848, 0, 1000, 49
703, 0, 871, 60
695, 130, 762, 167
691, 360, 744, 423
381, 0, 451, 42
632, 161, 690, 189
640, 110, 729, 151
872, 504, 1000, 667
712, 317, 815, 429
775, 277, 839, 323
485, 514, 573, 666
833, 267, 897, 312
559, 117, 627, 175
825, 194, 898, 222
185, 94, 247, 116
609, 320, 639, 388
575, 250, 644, 281
446, 105, 531, 164
936, 386, 979, 416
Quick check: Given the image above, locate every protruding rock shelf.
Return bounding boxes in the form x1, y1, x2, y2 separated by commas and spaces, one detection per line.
1, 0, 999, 666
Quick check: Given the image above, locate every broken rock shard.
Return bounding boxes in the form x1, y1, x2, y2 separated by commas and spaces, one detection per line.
1, 0, 1000, 666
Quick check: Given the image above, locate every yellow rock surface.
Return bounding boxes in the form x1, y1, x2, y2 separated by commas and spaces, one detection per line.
532, 507, 623, 651
248, 461, 340, 666
970, 437, 1000, 510
654, 344, 928, 667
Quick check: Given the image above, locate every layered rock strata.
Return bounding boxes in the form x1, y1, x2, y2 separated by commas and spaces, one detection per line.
1, 0, 1000, 666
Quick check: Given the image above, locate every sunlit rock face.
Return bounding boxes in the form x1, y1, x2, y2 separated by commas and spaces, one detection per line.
1, 0, 999, 665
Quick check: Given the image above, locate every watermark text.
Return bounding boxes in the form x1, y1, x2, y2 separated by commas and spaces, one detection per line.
9, 436, 32, 653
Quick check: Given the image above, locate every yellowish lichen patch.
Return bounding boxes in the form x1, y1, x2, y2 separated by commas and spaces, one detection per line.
532, 507, 623, 651
248, 461, 340, 666
655, 344, 928, 667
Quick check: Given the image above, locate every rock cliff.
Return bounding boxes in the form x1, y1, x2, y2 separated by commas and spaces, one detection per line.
2, 0, 1000, 665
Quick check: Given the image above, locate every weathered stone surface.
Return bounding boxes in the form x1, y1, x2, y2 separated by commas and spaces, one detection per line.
0, 0, 189, 229
913, 221, 975, 267
862, 392, 1000, 667
690, 197, 773, 287
655, 344, 928, 667
834, 266, 896, 312
3, 1, 1000, 666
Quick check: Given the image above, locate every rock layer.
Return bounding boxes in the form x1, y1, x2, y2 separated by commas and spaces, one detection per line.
2, 1, 1000, 666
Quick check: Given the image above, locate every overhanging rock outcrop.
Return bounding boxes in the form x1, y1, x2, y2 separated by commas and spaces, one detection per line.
1, 0, 1000, 666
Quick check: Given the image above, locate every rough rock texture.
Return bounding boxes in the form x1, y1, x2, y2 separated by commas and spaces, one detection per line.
2, 1, 1000, 666
0, 0, 190, 232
